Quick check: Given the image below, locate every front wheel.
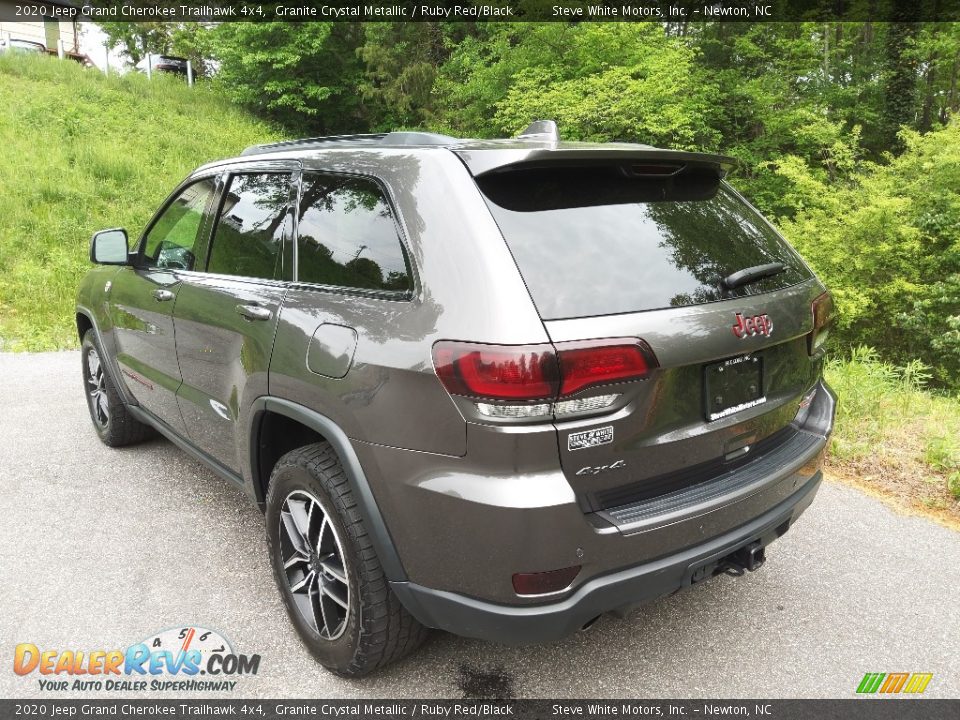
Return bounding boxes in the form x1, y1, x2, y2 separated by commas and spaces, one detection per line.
81, 330, 152, 447
265, 443, 429, 676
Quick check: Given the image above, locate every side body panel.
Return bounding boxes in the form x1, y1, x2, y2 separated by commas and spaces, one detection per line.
76, 265, 127, 398
174, 275, 286, 473
167, 160, 296, 475
269, 148, 550, 457
266, 148, 561, 589
107, 266, 186, 433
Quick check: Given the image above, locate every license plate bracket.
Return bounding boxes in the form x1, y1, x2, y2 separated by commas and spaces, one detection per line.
704, 354, 765, 421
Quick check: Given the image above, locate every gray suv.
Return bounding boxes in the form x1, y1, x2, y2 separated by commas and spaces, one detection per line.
76, 121, 836, 676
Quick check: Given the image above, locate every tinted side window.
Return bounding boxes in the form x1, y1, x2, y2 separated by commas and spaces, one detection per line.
296, 174, 412, 294
143, 177, 216, 271
207, 173, 291, 280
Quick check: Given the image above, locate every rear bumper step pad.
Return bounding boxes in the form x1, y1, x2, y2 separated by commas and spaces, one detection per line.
599, 429, 824, 534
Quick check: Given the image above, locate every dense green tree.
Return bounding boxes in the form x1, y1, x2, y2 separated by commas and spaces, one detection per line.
432, 23, 720, 148
98, 21, 173, 65
778, 122, 960, 387
207, 23, 366, 134
911, 24, 960, 133
356, 23, 472, 130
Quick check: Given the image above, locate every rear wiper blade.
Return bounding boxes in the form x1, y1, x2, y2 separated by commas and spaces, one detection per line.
721, 262, 786, 290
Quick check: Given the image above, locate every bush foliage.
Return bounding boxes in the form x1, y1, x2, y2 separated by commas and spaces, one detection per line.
779, 125, 960, 387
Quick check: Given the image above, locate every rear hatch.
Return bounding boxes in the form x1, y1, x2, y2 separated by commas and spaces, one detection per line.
468, 152, 825, 511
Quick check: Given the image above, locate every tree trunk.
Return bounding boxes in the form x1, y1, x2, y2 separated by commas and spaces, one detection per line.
883, 20, 920, 151
823, 23, 830, 82
948, 52, 960, 116
920, 51, 937, 132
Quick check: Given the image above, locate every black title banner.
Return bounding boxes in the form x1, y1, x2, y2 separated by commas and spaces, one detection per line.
2, 0, 959, 23
1, 700, 959, 719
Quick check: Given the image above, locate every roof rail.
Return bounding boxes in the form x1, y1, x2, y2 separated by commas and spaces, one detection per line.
240, 134, 387, 156
383, 131, 459, 146
240, 131, 459, 156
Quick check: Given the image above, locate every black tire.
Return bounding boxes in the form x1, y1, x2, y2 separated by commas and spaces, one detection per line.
265, 442, 429, 676
81, 330, 153, 447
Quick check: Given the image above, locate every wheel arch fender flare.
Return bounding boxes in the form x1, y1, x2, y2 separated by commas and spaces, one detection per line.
76, 304, 134, 406
248, 396, 408, 583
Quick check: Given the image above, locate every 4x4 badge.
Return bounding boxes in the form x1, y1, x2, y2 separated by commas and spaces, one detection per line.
732, 312, 773, 338
576, 459, 626, 476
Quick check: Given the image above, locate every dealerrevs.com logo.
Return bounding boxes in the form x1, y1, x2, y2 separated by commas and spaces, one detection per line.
13, 626, 260, 692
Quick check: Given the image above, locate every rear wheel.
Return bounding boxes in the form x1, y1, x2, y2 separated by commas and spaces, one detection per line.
81, 330, 152, 446
265, 443, 429, 676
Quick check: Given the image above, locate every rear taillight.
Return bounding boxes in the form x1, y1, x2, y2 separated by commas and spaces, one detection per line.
432, 339, 657, 418
556, 340, 654, 395
810, 291, 836, 354
432, 342, 559, 400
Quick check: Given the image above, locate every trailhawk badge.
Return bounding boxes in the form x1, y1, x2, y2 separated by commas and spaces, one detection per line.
568, 425, 614, 451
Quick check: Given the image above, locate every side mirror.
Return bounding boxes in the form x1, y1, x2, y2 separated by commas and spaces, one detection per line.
90, 229, 130, 265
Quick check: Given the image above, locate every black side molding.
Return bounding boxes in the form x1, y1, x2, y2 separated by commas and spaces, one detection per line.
127, 404, 245, 490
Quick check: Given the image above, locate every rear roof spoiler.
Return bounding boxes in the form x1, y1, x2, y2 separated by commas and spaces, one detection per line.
455, 146, 737, 178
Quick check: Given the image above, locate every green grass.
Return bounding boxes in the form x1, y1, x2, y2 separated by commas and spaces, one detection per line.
0, 53, 279, 350
825, 346, 960, 509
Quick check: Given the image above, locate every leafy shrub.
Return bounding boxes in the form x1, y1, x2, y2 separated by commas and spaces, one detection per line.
780, 123, 960, 389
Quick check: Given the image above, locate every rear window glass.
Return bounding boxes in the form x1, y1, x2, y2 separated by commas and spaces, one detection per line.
477, 164, 812, 320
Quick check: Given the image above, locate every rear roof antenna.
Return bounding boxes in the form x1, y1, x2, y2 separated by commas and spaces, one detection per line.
517, 120, 560, 144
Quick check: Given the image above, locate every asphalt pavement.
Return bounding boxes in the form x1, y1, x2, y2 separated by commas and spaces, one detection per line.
1, 351, 958, 699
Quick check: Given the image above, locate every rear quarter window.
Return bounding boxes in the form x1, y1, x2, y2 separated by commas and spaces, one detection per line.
477, 164, 812, 320
295, 173, 413, 295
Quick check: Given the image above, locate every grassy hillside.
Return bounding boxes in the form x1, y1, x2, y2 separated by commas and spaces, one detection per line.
0, 53, 279, 350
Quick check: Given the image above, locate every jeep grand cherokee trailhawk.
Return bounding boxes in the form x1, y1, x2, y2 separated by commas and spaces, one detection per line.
76, 121, 836, 676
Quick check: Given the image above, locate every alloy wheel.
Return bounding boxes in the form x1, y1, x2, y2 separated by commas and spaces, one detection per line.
86, 347, 109, 428
279, 490, 351, 640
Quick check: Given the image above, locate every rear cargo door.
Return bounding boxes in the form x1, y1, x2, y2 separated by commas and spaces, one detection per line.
475, 161, 824, 510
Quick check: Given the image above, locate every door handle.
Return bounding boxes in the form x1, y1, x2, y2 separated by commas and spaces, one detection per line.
153, 289, 175, 302
236, 303, 272, 321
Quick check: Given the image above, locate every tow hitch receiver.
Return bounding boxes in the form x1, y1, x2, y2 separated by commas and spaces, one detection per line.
726, 541, 766, 573
688, 540, 768, 585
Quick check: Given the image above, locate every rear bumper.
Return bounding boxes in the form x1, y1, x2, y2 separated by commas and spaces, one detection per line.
379, 380, 835, 643
391, 470, 822, 644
